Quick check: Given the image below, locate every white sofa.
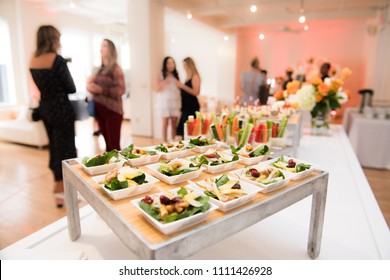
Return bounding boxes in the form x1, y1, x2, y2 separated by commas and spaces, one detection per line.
0, 107, 49, 148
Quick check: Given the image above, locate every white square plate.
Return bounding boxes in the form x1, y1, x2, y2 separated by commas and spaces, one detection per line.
233, 165, 294, 193
223, 144, 270, 166
131, 188, 218, 235
77, 157, 126, 176
187, 153, 239, 174
120, 146, 162, 167
189, 174, 260, 212
150, 141, 193, 160
188, 139, 220, 153
145, 158, 204, 185
263, 156, 316, 181
92, 171, 159, 200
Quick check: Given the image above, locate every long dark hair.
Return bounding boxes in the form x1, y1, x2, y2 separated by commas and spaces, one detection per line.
162, 56, 179, 80
34, 25, 61, 57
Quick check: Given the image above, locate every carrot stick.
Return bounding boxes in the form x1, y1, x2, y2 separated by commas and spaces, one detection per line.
216, 123, 225, 141
221, 114, 229, 126
192, 112, 202, 136
231, 117, 239, 135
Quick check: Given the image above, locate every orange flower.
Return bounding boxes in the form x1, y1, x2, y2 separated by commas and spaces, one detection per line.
286, 80, 300, 94
340, 67, 352, 81
274, 89, 284, 100
311, 77, 322, 86
318, 83, 330, 96
316, 94, 323, 102
330, 79, 344, 92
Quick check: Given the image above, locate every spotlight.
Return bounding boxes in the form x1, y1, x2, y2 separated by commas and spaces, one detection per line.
299, 15, 306, 23
258, 33, 265, 40
186, 12, 192, 19
304, 24, 309, 31
224, 35, 229, 41
69, 1, 76, 8
250, 5, 257, 13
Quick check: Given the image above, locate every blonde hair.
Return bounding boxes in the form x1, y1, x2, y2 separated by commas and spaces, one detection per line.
100, 39, 118, 75
34, 25, 61, 57
183, 57, 199, 78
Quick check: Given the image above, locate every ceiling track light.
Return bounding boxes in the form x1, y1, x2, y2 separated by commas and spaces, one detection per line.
186, 11, 192, 19
298, 0, 306, 23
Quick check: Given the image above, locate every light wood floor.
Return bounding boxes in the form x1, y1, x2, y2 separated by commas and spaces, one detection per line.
0, 118, 389, 249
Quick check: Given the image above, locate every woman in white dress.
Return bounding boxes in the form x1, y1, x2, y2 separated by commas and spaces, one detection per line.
155, 56, 181, 142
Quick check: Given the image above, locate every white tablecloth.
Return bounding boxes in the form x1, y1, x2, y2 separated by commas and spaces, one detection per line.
344, 110, 390, 169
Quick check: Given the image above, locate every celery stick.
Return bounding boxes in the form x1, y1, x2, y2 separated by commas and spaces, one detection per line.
266, 120, 273, 130
237, 129, 243, 144
278, 117, 288, 138
239, 123, 254, 146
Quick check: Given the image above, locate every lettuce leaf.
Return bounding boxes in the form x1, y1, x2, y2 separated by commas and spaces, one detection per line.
215, 174, 229, 187
104, 178, 128, 191
249, 145, 269, 158
154, 144, 169, 153
82, 150, 118, 167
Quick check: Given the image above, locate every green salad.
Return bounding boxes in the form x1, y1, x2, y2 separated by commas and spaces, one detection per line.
271, 156, 311, 173
230, 144, 270, 158
244, 167, 285, 185
157, 159, 200, 176
154, 141, 193, 153
189, 136, 216, 146
99, 166, 148, 191
199, 174, 246, 202
190, 149, 239, 166
120, 144, 157, 159
139, 187, 210, 224
82, 150, 119, 167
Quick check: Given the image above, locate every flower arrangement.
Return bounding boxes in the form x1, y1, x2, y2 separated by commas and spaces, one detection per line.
276, 67, 352, 119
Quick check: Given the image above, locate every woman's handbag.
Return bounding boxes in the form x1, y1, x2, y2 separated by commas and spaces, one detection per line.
86, 99, 95, 117
30, 107, 41, 122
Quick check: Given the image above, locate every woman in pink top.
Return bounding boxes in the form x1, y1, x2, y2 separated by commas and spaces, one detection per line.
87, 39, 125, 151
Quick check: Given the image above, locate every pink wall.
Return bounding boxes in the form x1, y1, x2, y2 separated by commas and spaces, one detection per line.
236, 18, 370, 111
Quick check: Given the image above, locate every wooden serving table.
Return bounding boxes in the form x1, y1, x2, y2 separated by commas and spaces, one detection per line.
62, 156, 328, 260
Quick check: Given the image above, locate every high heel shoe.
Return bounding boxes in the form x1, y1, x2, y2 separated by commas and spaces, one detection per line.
54, 192, 65, 208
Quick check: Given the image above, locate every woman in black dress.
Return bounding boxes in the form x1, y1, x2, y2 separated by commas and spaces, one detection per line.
176, 57, 201, 137
29, 25, 77, 207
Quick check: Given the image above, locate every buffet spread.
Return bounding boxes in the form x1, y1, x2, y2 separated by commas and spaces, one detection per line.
62, 113, 329, 259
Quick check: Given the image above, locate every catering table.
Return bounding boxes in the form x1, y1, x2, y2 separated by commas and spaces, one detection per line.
343, 108, 390, 169
2, 125, 390, 260
62, 158, 328, 260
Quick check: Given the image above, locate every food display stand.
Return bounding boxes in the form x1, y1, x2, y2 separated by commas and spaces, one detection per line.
62, 151, 328, 260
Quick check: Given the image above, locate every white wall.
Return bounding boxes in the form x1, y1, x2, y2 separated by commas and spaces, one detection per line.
164, 9, 237, 103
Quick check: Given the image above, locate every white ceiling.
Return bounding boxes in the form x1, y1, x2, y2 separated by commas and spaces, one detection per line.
26, 0, 390, 31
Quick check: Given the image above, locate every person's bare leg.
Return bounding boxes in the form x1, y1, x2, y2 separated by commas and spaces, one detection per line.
93, 118, 100, 136
170, 116, 178, 141
53, 180, 64, 208
162, 117, 169, 142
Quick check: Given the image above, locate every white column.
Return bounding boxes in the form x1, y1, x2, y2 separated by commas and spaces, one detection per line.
128, 0, 164, 137
373, 6, 390, 103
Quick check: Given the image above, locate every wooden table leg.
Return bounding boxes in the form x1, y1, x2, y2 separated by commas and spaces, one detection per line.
64, 177, 81, 241
307, 175, 328, 259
